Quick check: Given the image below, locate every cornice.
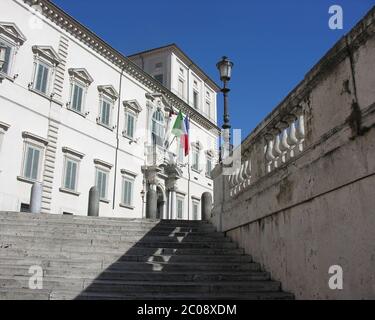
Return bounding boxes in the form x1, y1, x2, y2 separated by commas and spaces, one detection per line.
23, 0, 220, 135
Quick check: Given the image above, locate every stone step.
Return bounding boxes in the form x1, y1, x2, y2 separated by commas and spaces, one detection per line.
0, 225, 225, 238
54, 290, 295, 300
0, 258, 260, 272
0, 235, 238, 249
0, 250, 252, 263
0, 221, 215, 233
0, 244, 244, 256
0, 277, 281, 294
0, 212, 210, 227
0, 265, 270, 282
0, 230, 230, 243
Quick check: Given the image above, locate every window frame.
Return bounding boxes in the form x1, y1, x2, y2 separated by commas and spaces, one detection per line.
192, 200, 200, 221
176, 195, 185, 220
93, 158, 113, 203
151, 109, 165, 147
59, 147, 84, 196
33, 59, 51, 95
124, 110, 136, 139
0, 37, 14, 77
18, 132, 48, 184
121, 175, 135, 208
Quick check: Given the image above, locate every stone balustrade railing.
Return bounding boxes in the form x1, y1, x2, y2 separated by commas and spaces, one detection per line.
226, 103, 308, 198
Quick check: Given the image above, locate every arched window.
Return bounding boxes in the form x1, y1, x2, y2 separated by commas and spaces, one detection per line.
152, 110, 165, 146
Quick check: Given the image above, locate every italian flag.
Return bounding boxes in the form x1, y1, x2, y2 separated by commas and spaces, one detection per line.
172, 111, 190, 156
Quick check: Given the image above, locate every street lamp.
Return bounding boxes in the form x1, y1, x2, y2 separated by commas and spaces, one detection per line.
216, 56, 234, 130
217, 56, 234, 161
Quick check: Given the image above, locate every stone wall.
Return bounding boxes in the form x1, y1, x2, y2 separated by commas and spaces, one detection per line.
211, 7, 375, 299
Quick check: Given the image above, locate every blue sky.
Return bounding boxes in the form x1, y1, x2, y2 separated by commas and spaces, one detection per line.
53, 0, 374, 138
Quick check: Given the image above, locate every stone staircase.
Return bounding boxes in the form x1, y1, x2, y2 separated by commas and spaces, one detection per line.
0, 212, 293, 300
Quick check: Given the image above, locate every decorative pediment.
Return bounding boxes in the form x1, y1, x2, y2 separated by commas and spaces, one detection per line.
32, 45, 61, 65
123, 99, 142, 114
205, 149, 215, 157
0, 22, 27, 45
145, 92, 172, 113
97, 85, 119, 100
68, 68, 94, 85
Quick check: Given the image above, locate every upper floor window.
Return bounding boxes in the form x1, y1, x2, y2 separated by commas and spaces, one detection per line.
68, 68, 93, 115
152, 109, 165, 147
178, 78, 185, 99
205, 90, 212, 118
193, 90, 199, 109
191, 142, 202, 172
18, 132, 48, 183
206, 156, 213, 178
0, 22, 27, 78
97, 85, 119, 129
30, 46, 61, 96
123, 100, 142, 141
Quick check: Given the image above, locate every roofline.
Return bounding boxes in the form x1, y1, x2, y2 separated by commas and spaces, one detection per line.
20, 0, 220, 134
128, 43, 222, 92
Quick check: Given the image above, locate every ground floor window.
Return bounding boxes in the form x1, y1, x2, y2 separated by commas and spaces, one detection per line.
176, 196, 184, 219
95, 168, 109, 200
122, 177, 134, 207
192, 200, 200, 220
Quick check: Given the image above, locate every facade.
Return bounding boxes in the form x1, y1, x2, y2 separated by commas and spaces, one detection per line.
0, 0, 220, 219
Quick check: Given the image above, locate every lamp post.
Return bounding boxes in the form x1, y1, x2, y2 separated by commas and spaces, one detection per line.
216, 56, 234, 160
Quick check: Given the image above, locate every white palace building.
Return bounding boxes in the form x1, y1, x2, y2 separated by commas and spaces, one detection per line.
0, 0, 221, 219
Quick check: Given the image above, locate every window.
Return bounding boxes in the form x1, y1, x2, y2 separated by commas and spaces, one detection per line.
97, 85, 119, 129
67, 68, 93, 115
192, 148, 199, 171
30, 46, 61, 96
122, 177, 134, 207
152, 110, 165, 147
178, 78, 185, 98
206, 156, 213, 178
34, 61, 50, 94
19, 132, 48, 183
0, 22, 27, 78
100, 98, 112, 127
123, 100, 142, 141
154, 74, 163, 84
205, 90, 211, 118
23, 144, 42, 181
70, 83, 84, 112
193, 90, 199, 109
95, 168, 109, 200
192, 201, 199, 220
177, 197, 184, 219
124, 112, 136, 139
63, 158, 78, 191
60, 147, 84, 195
0, 41, 12, 75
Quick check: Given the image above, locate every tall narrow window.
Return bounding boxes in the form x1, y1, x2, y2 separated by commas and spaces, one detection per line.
124, 112, 135, 139
23, 144, 41, 181
192, 201, 199, 220
60, 147, 84, 195
177, 197, 184, 220
193, 91, 199, 109
96, 169, 109, 200
152, 110, 165, 147
97, 85, 119, 130
100, 98, 111, 127
178, 78, 184, 98
0, 41, 12, 75
34, 61, 50, 94
192, 147, 199, 171
122, 177, 134, 207
71, 83, 84, 112
206, 156, 212, 178
63, 158, 78, 191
